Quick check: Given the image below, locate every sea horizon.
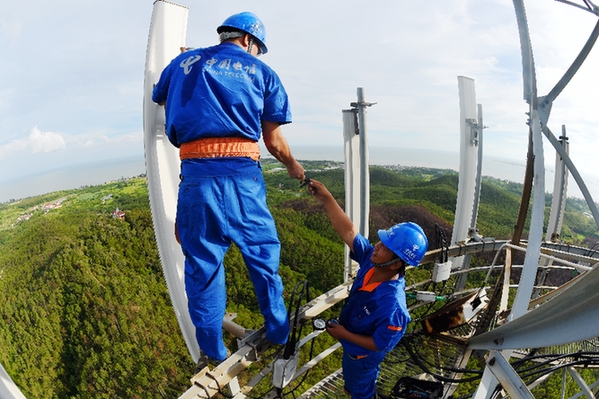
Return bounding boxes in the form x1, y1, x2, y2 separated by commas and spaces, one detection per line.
1, 145, 597, 204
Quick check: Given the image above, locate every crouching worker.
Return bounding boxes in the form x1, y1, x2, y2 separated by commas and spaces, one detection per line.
307, 179, 428, 399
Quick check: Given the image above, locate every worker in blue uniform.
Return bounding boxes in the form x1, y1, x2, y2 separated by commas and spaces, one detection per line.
152, 12, 305, 365
308, 179, 428, 399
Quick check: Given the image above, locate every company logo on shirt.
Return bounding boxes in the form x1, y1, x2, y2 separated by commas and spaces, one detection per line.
175, 55, 256, 82
363, 306, 370, 316
180, 55, 202, 75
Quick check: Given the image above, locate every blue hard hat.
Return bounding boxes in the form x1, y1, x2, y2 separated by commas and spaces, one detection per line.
217, 12, 268, 54
378, 222, 428, 266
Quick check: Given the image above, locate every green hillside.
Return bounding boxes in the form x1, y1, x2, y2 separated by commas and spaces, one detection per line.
0, 161, 597, 398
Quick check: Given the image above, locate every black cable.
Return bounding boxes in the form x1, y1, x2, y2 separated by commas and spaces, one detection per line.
283, 280, 309, 359
281, 332, 319, 397
209, 369, 269, 399
513, 350, 599, 367
211, 280, 312, 399
434, 223, 450, 263
511, 351, 599, 380
519, 357, 599, 382
273, 279, 317, 398
399, 335, 483, 384
279, 279, 338, 398
409, 300, 439, 324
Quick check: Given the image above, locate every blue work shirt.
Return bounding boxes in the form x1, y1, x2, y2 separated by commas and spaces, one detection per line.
152, 42, 291, 147
338, 234, 411, 358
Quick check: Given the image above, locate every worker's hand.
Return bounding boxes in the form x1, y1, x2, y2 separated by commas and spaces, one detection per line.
285, 159, 305, 181
325, 321, 347, 340
307, 179, 332, 202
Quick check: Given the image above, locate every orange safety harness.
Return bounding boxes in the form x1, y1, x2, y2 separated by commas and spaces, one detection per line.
179, 137, 261, 161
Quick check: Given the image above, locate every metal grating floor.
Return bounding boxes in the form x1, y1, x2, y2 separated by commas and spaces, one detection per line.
299, 368, 349, 398
297, 331, 471, 399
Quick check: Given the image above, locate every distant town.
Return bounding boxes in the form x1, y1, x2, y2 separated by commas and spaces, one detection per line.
14, 197, 67, 224
8, 176, 142, 227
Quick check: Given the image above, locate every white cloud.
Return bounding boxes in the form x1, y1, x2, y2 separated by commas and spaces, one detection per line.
0, 126, 66, 160
29, 127, 66, 154
82, 139, 96, 148
0, 0, 598, 199
72, 131, 142, 150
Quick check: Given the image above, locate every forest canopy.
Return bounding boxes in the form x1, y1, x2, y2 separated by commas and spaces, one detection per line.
0, 161, 597, 398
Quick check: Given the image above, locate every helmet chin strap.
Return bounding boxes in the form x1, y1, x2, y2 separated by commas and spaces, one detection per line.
373, 257, 402, 268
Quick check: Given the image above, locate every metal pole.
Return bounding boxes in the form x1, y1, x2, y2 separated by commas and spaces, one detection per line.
470, 104, 484, 229
356, 87, 370, 239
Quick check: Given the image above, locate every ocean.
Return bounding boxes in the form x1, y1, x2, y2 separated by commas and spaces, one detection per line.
0, 157, 147, 204
1, 145, 597, 204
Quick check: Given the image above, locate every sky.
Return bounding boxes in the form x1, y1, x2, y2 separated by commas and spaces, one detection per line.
1, 0, 599, 202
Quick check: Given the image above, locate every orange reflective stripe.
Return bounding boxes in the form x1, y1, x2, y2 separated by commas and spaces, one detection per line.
180, 137, 261, 161
388, 325, 403, 332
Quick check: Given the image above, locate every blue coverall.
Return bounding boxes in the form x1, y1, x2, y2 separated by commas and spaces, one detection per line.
338, 234, 411, 399
152, 41, 292, 361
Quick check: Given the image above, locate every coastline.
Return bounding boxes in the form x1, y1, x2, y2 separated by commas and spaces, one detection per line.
3, 146, 596, 204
